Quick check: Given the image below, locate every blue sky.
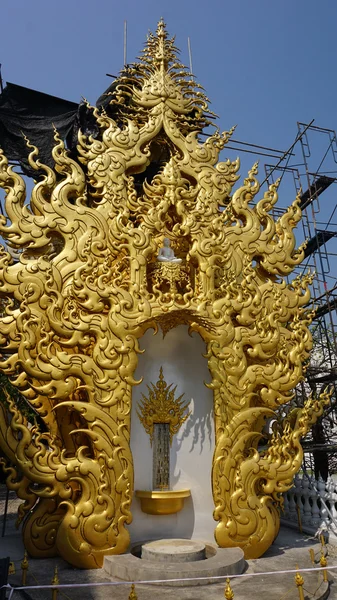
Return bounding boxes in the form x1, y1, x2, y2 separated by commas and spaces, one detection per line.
1, 0, 337, 288
1, 0, 336, 151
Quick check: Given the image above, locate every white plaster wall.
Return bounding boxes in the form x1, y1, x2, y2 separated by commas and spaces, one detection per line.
128, 325, 215, 543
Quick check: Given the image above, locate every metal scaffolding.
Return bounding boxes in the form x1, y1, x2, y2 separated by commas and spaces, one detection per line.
223, 120, 337, 477
266, 122, 337, 477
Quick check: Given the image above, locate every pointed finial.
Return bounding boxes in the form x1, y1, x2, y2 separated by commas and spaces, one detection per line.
155, 18, 169, 69
52, 565, 59, 585
21, 551, 28, 585
8, 561, 15, 575
224, 577, 234, 600
129, 583, 138, 600
51, 565, 59, 600
320, 551, 328, 582
295, 567, 305, 600
157, 18, 167, 38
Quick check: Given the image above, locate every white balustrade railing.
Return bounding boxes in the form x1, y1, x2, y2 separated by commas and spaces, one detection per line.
282, 474, 337, 542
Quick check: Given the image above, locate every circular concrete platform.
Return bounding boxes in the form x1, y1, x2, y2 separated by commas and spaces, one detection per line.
104, 540, 245, 586
142, 539, 206, 562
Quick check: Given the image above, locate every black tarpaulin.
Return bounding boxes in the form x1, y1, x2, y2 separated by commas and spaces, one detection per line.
0, 82, 79, 177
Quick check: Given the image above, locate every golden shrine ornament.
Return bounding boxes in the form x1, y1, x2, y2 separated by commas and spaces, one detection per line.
137, 366, 190, 445
0, 19, 328, 568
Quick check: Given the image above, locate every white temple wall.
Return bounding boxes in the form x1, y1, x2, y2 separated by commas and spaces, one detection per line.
129, 324, 216, 543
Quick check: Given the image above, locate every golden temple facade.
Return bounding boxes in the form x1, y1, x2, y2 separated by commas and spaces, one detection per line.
0, 20, 328, 568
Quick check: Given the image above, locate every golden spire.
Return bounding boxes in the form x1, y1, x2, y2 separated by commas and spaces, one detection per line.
155, 18, 169, 69
109, 19, 216, 130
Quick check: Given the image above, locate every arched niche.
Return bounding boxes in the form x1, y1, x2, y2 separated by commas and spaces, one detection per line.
129, 324, 215, 542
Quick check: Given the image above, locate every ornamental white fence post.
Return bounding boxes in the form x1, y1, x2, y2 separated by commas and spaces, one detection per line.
282, 474, 337, 542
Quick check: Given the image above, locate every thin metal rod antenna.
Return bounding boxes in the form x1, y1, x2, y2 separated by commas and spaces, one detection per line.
187, 37, 193, 77
124, 20, 127, 66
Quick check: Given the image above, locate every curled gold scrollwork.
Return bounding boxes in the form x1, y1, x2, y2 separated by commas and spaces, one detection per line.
0, 19, 325, 565
212, 391, 330, 558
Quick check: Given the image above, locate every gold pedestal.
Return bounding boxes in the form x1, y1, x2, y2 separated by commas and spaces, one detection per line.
135, 489, 191, 515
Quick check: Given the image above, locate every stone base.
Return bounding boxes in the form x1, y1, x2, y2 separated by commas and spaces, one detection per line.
142, 539, 206, 562
104, 540, 245, 586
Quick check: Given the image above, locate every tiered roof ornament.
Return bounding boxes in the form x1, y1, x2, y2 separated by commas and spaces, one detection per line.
112, 18, 216, 130
0, 20, 329, 568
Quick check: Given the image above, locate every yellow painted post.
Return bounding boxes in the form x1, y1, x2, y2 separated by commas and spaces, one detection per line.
309, 548, 315, 565
51, 565, 59, 600
224, 577, 234, 600
21, 551, 28, 586
320, 551, 328, 583
128, 583, 138, 600
296, 504, 303, 533
295, 569, 305, 600
320, 534, 326, 547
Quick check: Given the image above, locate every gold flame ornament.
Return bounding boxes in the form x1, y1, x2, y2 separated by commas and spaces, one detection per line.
0, 19, 328, 567
137, 367, 191, 445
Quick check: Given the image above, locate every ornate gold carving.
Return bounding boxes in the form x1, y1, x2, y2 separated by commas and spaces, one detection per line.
0, 18, 327, 566
148, 262, 191, 297
137, 367, 190, 445
212, 390, 330, 559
